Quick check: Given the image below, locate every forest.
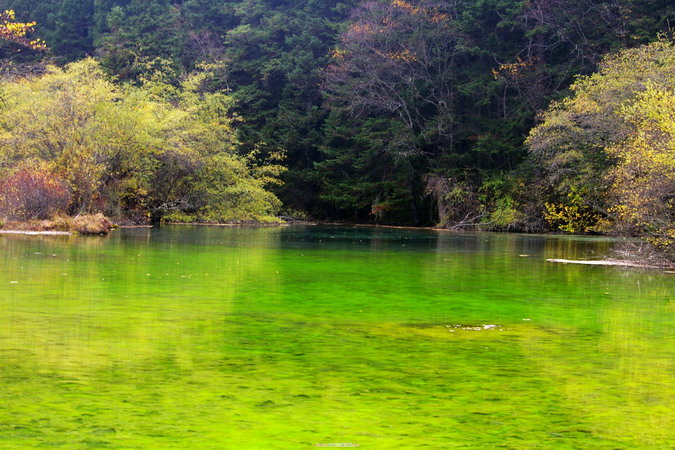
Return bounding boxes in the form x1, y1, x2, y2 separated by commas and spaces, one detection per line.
0, 0, 672, 260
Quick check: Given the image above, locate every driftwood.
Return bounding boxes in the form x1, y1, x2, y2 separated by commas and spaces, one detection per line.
546, 259, 666, 269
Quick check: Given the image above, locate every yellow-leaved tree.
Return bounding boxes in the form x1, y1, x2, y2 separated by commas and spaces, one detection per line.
527, 39, 675, 260
0, 59, 284, 223
0, 10, 46, 51
607, 85, 675, 258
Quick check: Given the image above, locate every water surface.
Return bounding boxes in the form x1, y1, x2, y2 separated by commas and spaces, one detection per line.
0, 226, 673, 448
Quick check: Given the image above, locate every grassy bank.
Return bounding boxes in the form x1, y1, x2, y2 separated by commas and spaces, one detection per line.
0, 214, 114, 235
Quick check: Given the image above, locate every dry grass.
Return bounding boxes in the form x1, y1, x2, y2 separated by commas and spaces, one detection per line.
71, 214, 114, 235
0, 213, 114, 235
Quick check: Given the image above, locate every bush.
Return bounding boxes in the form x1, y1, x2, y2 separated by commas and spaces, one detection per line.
71, 213, 114, 235
0, 166, 71, 220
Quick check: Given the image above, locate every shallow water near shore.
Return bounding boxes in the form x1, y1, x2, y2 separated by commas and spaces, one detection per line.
0, 225, 673, 448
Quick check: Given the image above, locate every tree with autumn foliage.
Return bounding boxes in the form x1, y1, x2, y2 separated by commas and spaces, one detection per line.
0, 9, 45, 50
527, 40, 675, 260
0, 59, 284, 224
325, 0, 463, 158
607, 85, 675, 259
317, 0, 466, 223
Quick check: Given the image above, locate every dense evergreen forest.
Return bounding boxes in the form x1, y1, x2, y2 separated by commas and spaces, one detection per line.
0, 0, 673, 259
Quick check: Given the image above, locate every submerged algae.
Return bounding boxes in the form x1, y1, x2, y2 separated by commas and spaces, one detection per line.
0, 226, 672, 448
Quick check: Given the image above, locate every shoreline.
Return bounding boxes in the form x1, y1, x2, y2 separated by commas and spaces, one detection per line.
164, 221, 288, 228
2, 220, 672, 269
0, 214, 114, 235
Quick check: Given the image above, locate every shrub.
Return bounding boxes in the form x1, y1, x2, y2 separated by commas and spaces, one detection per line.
71, 213, 114, 235
0, 166, 71, 220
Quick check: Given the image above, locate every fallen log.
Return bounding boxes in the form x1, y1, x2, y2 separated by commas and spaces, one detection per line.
546, 259, 666, 269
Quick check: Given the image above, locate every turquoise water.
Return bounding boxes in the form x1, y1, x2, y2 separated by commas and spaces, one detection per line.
0, 226, 673, 448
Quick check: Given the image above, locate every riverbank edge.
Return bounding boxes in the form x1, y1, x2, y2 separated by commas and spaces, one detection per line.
0, 214, 114, 235
3, 218, 672, 270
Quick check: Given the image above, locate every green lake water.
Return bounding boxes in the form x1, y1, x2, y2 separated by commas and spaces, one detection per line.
0, 225, 673, 449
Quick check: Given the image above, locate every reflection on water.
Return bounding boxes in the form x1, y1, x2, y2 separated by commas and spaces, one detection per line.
0, 226, 672, 448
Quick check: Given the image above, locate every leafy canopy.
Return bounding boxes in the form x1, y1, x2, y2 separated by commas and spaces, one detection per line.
0, 58, 283, 223
527, 40, 675, 254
